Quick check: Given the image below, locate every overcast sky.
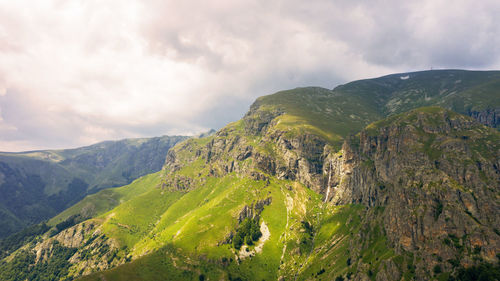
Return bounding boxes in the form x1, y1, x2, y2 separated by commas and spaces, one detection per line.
1, 0, 499, 151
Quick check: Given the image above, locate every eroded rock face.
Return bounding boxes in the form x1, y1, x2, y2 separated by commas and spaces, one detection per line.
238, 197, 272, 223
329, 110, 500, 278
267, 131, 327, 191
468, 108, 499, 128
162, 108, 332, 194
376, 260, 401, 281
185, 108, 497, 278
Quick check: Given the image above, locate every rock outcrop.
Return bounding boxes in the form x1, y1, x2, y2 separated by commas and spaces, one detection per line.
32, 219, 125, 278
468, 108, 500, 128
238, 197, 272, 223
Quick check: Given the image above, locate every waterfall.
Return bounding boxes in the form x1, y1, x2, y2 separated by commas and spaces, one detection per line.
324, 158, 333, 203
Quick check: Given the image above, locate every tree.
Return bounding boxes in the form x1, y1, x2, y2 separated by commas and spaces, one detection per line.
232, 217, 262, 249
245, 235, 253, 246
250, 222, 262, 241
233, 233, 243, 250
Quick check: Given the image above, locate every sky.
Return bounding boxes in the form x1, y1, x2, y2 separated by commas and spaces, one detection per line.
1, 0, 499, 151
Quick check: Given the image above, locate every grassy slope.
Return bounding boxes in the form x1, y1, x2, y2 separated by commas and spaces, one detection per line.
336, 69, 500, 115
78, 183, 392, 281
78, 176, 348, 281
88, 174, 290, 280
64, 126, 323, 279
253, 70, 500, 148
255, 87, 383, 147
48, 172, 163, 226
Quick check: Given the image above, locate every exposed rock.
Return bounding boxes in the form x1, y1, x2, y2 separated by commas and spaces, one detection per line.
468, 108, 499, 128
243, 103, 284, 135
376, 260, 402, 281
238, 197, 272, 223
329, 109, 500, 278
32, 220, 124, 279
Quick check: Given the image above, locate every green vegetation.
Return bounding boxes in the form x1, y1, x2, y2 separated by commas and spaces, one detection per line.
448, 261, 500, 280
79, 244, 232, 281
0, 223, 50, 259
0, 241, 76, 281
256, 87, 383, 147
294, 204, 396, 280
232, 218, 262, 249
49, 172, 163, 226
254, 70, 500, 148
75, 193, 383, 281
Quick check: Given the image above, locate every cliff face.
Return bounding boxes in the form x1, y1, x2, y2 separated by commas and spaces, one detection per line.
468, 108, 499, 128
30, 217, 125, 278
162, 104, 331, 194
57, 104, 497, 280
330, 108, 500, 278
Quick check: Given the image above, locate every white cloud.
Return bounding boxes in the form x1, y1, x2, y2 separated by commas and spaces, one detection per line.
0, 0, 499, 151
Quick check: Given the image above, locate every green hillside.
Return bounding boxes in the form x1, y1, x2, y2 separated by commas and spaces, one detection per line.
48, 172, 164, 226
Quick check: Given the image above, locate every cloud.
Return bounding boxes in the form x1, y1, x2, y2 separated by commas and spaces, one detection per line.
0, 0, 499, 151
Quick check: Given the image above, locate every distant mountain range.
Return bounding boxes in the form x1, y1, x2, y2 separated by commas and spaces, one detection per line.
0, 135, 187, 237
0, 70, 498, 281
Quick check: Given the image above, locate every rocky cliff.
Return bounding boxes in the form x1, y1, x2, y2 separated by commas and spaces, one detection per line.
468, 108, 499, 128
330, 107, 500, 279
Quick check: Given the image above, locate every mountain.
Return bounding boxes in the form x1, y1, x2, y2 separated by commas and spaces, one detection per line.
0, 135, 187, 237
0, 70, 499, 281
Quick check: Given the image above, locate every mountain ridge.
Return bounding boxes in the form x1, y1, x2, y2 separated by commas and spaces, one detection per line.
0, 69, 499, 281
0, 135, 188, 237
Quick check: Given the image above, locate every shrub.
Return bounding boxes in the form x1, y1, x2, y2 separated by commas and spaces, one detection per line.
233, 233, 243, 250
451, 262, 500, 280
